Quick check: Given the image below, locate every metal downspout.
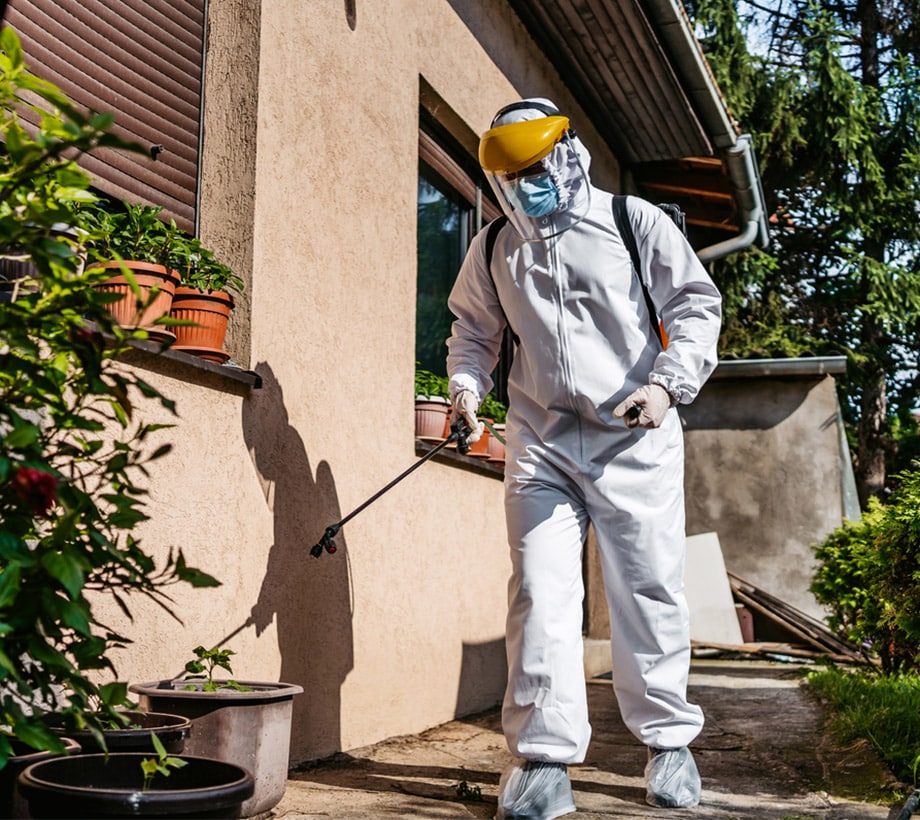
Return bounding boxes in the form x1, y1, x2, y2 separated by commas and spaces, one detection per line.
641, 0, 770, 260
698, 133, 769, 262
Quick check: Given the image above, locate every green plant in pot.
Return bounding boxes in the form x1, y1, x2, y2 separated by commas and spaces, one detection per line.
129, 645, 303, 818
17, 731, 250, 820
80, 199, 183, 340
39, 681, 193, 756
0, 22, 227, 799
167, 237, 244, 363
18, 749, 254, 819
181, 645, 252, 693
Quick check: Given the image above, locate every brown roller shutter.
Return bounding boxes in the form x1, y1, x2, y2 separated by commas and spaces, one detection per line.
4, 0, 204, 233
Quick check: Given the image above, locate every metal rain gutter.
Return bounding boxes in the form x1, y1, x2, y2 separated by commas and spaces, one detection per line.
641, 0, 770, 260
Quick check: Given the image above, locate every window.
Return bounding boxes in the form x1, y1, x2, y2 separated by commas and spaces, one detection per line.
417, 112, 510, 403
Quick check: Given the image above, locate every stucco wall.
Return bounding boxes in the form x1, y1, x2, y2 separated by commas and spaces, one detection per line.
89, 0, 629, 767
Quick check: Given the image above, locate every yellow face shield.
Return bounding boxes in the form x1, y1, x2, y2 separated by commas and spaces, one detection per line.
478, 116, 571, 176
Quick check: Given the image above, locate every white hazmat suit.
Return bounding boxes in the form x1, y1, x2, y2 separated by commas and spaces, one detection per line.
446, 99, 721, 815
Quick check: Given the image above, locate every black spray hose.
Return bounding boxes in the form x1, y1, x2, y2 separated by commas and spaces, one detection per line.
310, 421, 472, 558
898, 789, 920, 820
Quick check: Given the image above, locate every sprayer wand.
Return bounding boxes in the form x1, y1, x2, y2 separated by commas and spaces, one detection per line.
310, 421, 473, 558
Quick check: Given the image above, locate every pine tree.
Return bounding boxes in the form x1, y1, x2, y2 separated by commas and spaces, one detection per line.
692, 0, 920, 504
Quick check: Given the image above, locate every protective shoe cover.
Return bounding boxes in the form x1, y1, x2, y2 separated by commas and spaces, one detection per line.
495, 759, 576, 819
645, 746, 701, 808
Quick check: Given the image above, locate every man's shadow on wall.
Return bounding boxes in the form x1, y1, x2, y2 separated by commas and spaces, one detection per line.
241, 363, 353, 760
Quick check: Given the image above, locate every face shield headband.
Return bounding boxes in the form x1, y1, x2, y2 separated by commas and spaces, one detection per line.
480, 104, 591, 242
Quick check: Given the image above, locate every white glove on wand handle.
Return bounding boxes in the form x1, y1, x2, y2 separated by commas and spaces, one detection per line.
451, 389, 484, 444
613, 384, 672, 429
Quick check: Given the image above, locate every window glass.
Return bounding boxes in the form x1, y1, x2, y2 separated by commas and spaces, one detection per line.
416, 168, 471, 375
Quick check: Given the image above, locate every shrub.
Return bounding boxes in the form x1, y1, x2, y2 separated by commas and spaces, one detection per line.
812, 463, 920, 674
0, 26, 218, 767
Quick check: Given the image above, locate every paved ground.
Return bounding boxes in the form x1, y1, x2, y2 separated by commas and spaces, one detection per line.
272, 659, 910, 819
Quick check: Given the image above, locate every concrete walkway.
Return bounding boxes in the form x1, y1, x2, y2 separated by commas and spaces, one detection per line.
273, 660, 906, 819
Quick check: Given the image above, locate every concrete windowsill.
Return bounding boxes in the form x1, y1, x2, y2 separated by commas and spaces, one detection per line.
415, 439, 504, 479
112, 334, 261, 394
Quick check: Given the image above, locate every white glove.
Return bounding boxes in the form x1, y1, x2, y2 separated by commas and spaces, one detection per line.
613, 384, 672, 429
450, 389, 483, 444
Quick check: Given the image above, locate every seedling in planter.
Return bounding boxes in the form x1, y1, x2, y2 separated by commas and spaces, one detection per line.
182, 645, 253, 692
141, 732, 187, 790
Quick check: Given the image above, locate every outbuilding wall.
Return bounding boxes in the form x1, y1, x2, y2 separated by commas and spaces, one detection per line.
681, 358, 859, 619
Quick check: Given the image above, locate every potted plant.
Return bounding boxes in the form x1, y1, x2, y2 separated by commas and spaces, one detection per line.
414, 367, 451, 440
80, 200, 183, 341
40, 683, 192, 755
129, 645, 303, 818
18, 742, 254, 819
0, 23, 220, 788
167, 238, 244, 363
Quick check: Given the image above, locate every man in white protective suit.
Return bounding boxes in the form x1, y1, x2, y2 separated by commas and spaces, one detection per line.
446, 98, 722, 818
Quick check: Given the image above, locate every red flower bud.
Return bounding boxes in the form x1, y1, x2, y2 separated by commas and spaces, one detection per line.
70, 325, 102, 347
11, 467, 58, 517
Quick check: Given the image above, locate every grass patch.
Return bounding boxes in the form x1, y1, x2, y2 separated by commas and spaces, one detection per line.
806, 666, 920, 786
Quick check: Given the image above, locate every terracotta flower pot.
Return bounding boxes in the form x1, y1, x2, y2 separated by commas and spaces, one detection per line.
168, 286, 235, 363
487, 423, 506, 465
415, 397, 449, 440
90, 261, 179, 336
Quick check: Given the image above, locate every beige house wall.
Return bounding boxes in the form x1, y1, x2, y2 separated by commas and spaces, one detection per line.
90, 0, 625, 765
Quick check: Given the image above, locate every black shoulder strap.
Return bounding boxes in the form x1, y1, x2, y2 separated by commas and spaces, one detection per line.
483, 216, 519, 346
612, 195, 664, 347
484, 215, 508, 272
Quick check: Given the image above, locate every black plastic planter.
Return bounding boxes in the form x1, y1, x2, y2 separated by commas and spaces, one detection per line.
0, 737, 81, 819
18, 753, 254, 819
41, 710, 192, 754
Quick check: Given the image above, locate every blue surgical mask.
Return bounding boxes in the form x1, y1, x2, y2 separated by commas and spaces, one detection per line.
507, 173, 559, 217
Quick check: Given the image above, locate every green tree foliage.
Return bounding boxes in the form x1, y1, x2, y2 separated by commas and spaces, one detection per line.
812, 463, 920, 674
0, 27, 218, 767
690, 0, 920, 504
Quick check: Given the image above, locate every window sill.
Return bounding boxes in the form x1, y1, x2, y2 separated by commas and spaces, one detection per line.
415, 439, 504, 479
108, 333, 261, 394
